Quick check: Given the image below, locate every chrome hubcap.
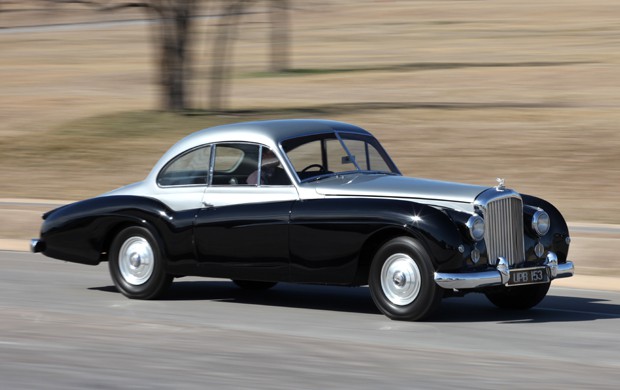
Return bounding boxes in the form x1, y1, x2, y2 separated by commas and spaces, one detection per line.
118, 237, 154, 286
393, 271, 406, 287
380, 253, 421, 306
129, 253, 141, 268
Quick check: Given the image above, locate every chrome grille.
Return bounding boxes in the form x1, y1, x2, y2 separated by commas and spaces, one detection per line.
482, 195, 525, 266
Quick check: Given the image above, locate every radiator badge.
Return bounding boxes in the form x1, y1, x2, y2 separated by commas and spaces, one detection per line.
496, 177, 506, 191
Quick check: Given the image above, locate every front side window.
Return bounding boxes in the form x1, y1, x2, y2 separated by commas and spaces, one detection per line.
247, 147, 292, 186
158, 145, 212, 186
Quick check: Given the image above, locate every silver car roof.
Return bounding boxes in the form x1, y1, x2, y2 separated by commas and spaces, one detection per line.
147, 119, 372, 181
179, 119, 369, 146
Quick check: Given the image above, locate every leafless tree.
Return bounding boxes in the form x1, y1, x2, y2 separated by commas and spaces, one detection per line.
208, 0, 248, 111
9, 0, 293, 111
33, 0, 201, 111
268, 0, 289, 72
208, 0, 291, 111
103, 0, 200, 111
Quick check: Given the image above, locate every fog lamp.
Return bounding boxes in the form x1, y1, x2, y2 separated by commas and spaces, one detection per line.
534, 242, 545, 258
471, 248, 481, 264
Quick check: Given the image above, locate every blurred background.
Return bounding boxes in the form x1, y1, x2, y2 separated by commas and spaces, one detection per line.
1, 0, 619, 226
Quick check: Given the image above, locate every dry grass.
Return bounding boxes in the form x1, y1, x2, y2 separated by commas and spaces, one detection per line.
1, 0, 619, 224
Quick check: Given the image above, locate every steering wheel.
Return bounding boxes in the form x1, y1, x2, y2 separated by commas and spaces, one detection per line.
301, 163, 325, 173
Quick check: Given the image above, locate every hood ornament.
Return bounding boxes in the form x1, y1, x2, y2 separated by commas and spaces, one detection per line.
496, 177, 506, 191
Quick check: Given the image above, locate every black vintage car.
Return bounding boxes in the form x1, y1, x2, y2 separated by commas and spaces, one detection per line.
32, 119, 574, 320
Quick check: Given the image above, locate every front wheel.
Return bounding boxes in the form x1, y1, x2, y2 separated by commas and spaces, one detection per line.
108, 226, 173, 299
369, 237, 442, 321
484, 282, 550, 310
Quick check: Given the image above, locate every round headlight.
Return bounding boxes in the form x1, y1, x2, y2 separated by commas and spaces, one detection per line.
466, 215, 485, 241
532, 210, 551, 236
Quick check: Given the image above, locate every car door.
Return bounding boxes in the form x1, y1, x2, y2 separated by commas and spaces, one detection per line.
194, 143, 299, 281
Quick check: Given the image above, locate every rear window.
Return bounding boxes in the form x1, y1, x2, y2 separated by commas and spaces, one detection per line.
158, 146, 212, 186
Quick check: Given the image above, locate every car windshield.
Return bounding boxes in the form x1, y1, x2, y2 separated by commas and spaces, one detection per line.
282, 132, 399, 182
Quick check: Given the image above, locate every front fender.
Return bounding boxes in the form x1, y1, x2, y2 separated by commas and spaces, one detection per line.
521, 194, 570, 263
290, 197, 467, 284
402, 202, 467, 269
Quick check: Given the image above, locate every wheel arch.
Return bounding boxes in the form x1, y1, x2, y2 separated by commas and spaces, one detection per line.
107, 224, 174, 299
367, 235, 443, 320
346, 199, 468, 284
353, 224, 442, 286
98, 218, 164, 263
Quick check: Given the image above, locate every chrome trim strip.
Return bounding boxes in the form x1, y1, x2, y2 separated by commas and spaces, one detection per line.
434, 253, 574, 290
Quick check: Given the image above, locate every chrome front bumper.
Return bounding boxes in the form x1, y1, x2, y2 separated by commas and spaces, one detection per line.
434, 252, 574, 290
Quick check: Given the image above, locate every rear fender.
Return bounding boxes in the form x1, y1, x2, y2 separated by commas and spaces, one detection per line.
39, 196, 194, 265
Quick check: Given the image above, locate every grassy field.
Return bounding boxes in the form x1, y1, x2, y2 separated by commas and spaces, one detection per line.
1, 0, 619, 224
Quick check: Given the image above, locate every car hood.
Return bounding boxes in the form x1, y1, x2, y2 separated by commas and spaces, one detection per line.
311, 174, 488, 204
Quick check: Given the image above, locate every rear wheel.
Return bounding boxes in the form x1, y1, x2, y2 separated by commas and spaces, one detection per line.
484, 282, 550, 310
232, 280, 277, 290
369, 237, 442, 321
108, 226, 172, 299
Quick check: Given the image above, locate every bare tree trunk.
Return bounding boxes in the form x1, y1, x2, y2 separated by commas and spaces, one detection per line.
209, 0, 246, 112
150, 0, 197, 111
17, 0, 200, 112
269, 0, 290, 72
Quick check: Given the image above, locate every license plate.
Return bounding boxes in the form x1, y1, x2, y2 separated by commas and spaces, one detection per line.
507, 267, 549, 286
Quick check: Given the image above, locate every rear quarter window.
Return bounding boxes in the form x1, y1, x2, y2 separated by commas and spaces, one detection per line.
158, 146, 212, 186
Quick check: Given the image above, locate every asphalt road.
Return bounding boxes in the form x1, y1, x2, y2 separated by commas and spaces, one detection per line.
2, 251, 619, 389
